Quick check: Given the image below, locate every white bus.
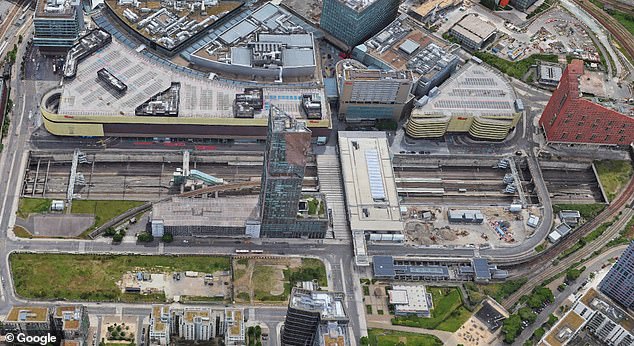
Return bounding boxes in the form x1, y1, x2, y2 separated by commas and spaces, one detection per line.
235, 249, 249, 254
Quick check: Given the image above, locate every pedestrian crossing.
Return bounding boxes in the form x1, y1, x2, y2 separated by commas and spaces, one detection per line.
317, 155, 351, 241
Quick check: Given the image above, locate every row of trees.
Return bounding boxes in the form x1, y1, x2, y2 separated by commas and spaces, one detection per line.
502, 286, 554, 343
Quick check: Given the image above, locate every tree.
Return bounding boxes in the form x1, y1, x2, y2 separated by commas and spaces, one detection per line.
112, 232, 124, 242
518, 307, 537, 324
104, 227, 116, 236
162, 233, 173, 243
255, 325, 261, 338
360, 337, 369, 346
502, 314, 522, 344
18, 35, 23, 44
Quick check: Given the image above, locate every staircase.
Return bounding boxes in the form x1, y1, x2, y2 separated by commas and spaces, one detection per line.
317, 155, 351, 241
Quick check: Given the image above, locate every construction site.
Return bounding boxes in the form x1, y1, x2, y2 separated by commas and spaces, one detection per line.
21, 150, 319, 201
540, 159, 607, 204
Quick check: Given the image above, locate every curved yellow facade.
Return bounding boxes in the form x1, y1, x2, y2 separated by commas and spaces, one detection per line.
406, 113, 520, 140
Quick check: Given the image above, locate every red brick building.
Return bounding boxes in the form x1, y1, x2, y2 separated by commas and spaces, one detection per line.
539, 59, 634, 146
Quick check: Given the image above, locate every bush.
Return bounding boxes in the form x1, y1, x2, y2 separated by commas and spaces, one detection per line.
162, 233, 173, 243
112, 233, 124, 242
104, 227, 116, 236
137, 232, 154, 242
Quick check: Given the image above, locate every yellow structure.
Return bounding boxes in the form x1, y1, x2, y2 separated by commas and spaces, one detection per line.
405, 63, 521, 141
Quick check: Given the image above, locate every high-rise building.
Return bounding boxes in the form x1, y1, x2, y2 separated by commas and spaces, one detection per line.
149, 305, 170, 345
337, 60, 413, 124
599, 241, 634, 309
281, 288, 349, 346
539, 60, 634, 146
34, 0, 84, 51
177, 308, 216, 341
320, 0, 399, 47
224, 308, 245, 346
52, 305, 90, 345
258, 106, 328, 238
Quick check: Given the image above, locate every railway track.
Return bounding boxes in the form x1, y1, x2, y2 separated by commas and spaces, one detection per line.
574, 0, 634, 63
500, 174, 634, 309
503, 207, 634, 309
594, 0, 634, 16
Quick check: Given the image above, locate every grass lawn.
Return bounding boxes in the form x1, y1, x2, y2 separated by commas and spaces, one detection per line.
392, 287, 471, 332
552, 203, 606, 219
71, 200, 146, 235
253, 265, 287, 302
10, 253, 230, 302
594, 160, 633, 201
367, 329, 443, 346
16, 198, 52, 219
465, 278, 527, 304
474, 52, 559, 80
12, 226, 33, 238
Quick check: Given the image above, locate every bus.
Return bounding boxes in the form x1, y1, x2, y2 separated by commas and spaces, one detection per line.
235, 249, 249, 254
250, 250, 263, 254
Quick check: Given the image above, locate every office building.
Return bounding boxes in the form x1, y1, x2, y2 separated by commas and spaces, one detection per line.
190, 3, 317, 81
34, 0, 84, 51
353, 15, 459, 97
406, 62, 522, 140
320, 0, 399, 47
281, 288, 349, 346
449, 14, 497, 50
149, 305, 170, 345
599, 241, 634, 309
52, 306, 89, 344
540, 60, 634, 146
510, 0, 538, 11
42, 36, 331, 139
3, 307, 52, 337
258, 106, 328, 238
540, 288, 634, 346
388, 285, 432, 317
224, 309, 245, 346
337, 60, 413, 124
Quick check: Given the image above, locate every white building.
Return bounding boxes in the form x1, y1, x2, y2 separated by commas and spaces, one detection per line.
224, 308, 245, 345
388, 285, 432, 317
149, 305, 170, 345
177, 308, 217, 341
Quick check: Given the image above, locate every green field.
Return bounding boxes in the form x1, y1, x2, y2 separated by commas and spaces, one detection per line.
594, 160, 633, 201
392, 287, 471, 332
12, 226, 33, 238
367, 329, 443, 346
11, 253, 230, 302
474, 52, 559, 80
248, 258, 327, 302
71, 200, 146, 235
16, 198, 53, 219
552, 203, 606, 219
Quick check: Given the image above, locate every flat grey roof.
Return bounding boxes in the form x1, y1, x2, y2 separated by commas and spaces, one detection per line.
473, 258, 491, 280
373, 256, 396, 277
56, 38, 328, 120
152, 196, 258, 227
219, 20, 258, 44
452, 14, 497, 44
411, 62, 518, 119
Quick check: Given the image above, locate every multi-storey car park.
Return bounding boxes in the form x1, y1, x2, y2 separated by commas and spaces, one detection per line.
406, 61, 523, 140
352, 14, 459, 97
42, 34, 331, 138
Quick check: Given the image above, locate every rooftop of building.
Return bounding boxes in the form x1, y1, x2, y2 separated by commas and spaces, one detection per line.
317, 321, 349, 346
581, 288, 634, 331
410, 0, 462, 19
183, 308, 211, 323
6, 307, 49, 323
356, 14, 457, 80
152, 196, 259, 227
389, 285, 430, 312
338, 131, 403, 233
192, 3, 316, 71
450, 14, 497, 44
538, 63, 563, 82
36, 0, 77, 19
343, 68, 412, 81
332, 0, 385, 12
544, 309, 585, 346
289, 288, 348, 320
151, 305, 169, 333
225, 308, 244, 338
563, 60, 634, 115
61, 341, 80, 346
54, 306, 83, 330
104, 0, 243, 50
410, 62, 518, 119
50, 37, 329, 122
